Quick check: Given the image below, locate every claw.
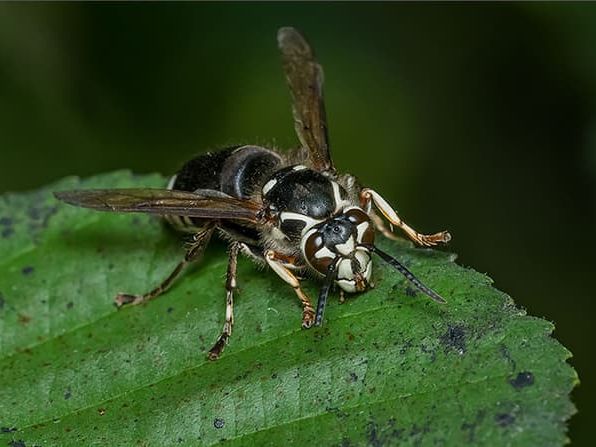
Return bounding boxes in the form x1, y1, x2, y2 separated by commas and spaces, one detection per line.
302, 307, 315, 328
114, 293, 141, 308
208, 335, 228, 361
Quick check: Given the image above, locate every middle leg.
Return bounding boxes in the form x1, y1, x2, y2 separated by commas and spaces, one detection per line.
208, 242, 240, 360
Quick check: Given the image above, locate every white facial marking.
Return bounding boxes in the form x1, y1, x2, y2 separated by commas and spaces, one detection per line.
315, 246, 336, 259
354, 250, 372, 281
356, 221, 369, 242
293, 165, 307, 171
354, 250, 369, 268
363, 259, 372, 282
337, 279, 356, 293
337, 258, 354, 280
335, 236, 355, 256
262, 178, 277, 195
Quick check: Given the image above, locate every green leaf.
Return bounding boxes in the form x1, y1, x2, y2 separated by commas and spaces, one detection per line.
0, 172, 577, 446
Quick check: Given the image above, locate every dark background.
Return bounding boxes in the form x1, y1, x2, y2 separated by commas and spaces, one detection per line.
1, 3, 594, 444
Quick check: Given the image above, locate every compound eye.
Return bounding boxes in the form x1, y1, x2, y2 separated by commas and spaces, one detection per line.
304, 230, 335, 274
343, 208, 375, 245
345, 207, 369, 225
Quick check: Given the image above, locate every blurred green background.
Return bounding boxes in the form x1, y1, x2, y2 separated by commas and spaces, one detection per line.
1, 3, 594, 444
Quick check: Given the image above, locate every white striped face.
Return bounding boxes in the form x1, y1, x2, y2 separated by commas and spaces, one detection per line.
301, 206, 375, 293
335, 248, 373, 293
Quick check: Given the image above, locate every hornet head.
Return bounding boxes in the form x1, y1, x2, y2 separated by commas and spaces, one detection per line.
300, 206, 447, 327
301, 206, 375, 293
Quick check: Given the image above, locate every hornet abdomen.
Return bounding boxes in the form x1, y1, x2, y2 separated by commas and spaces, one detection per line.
165, 145, 282, 234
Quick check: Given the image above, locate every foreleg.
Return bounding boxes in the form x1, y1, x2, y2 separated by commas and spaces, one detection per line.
360, 188, 451, 247
264, 250, 315, 328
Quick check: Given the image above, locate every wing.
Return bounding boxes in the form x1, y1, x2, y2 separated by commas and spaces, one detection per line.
277, 27, 334, 173
54, 188, 262, 222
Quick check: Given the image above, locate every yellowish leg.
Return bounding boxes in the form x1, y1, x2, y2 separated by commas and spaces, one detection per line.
360, 188, 451, 247
265, 250, 315, 328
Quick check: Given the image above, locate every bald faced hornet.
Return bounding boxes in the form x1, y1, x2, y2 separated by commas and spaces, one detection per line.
55, 27, 451, 360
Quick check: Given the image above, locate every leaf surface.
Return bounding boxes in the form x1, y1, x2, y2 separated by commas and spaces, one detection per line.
0, 172, 577, 446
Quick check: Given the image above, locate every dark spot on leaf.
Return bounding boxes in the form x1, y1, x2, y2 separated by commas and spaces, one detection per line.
348, 372, 358, 382
18, 314, 32, 325
409, 423, 430, 438
0, 217, 13, 226
405, 286, 417, 297
66, 302, 74, 309
2, 228, 14, 238
28, 207, 41, 220
440, 324, 466, 355
64, 388, 72, 400
461, 421, 476, 442
27, 204, 57, 223
21, 266, 34, 276
98, 408, 106, 416
271, 373, 278, 379
460, 410, 485, 442
167, 307, 174, 314
1, 427, 17, 433
495, 413, 515, 427
366, 421, 381, 447
213, 418, 225, 429
509, 371, 534, 389
8, 441, 26, 447
0, 292, 5, 309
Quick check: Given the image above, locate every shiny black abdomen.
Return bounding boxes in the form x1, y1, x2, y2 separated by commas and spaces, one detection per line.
169, 145, 283, 243
172, 145, 282, 199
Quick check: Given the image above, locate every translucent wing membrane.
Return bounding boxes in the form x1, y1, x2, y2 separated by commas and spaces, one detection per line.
54, 189, 261, 222
278, 27, 334, 173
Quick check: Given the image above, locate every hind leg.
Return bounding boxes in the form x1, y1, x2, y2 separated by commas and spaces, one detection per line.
115, 226, 214, 307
